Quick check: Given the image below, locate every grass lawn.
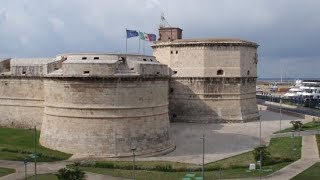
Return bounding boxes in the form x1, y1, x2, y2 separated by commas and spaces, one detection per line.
0, 127, 71, 162
291, 162, 320, 180
74, 137, 302, 180
274, 120, 320, 134
27, 173, 58, 180
0, 167, 15, 177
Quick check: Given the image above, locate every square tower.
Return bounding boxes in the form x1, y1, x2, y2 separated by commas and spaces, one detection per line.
158, 27, 183, 41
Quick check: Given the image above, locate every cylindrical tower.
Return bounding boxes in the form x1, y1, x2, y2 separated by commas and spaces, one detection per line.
152, 29, 260, 123
40, 53, 174, 157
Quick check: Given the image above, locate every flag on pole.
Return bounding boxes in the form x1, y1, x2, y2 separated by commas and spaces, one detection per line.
147, 33, 156, 41
139, 32, 157, 42
126, 29, 139, 38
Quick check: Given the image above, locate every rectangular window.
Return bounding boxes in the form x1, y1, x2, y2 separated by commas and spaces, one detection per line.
82, 57, 87, 60
83, 71, 90, 74
94, 57, 99, 60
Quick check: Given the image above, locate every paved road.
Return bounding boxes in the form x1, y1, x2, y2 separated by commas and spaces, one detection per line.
137, 106, 305, 164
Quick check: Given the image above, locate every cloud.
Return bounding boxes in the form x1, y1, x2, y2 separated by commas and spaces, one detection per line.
0, 0, 319, 77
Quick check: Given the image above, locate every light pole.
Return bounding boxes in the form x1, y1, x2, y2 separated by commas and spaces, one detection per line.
24, 158, 28, 180
259, 107, 262, 180
34, 126, 37, 180
131, 147, 137, 180
279, 97, 282, 132
200, 133, 205, 180
291, 129, 295, 161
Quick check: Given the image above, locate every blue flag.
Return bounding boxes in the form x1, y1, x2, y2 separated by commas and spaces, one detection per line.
126, 29, 139, 38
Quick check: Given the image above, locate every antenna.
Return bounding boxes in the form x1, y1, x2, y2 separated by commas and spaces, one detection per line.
160, 12, 171, 28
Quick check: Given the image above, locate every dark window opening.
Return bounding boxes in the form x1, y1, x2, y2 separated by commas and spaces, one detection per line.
173, 71, 177, 74
217, 69, 224, 75
150, 59, 153, 61
83, 71, 90, 74
171, 51, 173, 54
4, 82, 8, 86
130, 68, 134, 70
172, 114, 177, 118
143, 59, 147, 61
94, 57, 99, 60
82, 57, 87, 60
247, 70, 250, 75
170, 88, 174, 93
54, 68, 59, 70
22, 71, 26, 75
176, 51, 178, 54
156, 72, 160, 74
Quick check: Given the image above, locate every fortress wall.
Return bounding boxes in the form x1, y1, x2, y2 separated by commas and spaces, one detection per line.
239, 77, 259, 121
40, 78, 173, 157
240, 46, 258, 77
0, 77, 44, 128
169, 77, 251, 123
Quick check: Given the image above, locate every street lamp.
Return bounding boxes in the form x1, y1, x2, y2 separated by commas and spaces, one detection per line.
34, 125, 37, 180
279, 97, 282, 132
200, 133, 205, 180
130, 146, 137, 180
259, 107, 262, 180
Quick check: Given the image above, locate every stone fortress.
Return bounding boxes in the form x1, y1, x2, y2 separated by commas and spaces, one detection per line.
0, 27, 259, 158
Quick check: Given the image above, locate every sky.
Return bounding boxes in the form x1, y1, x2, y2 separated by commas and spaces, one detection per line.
0, 0, 319, 78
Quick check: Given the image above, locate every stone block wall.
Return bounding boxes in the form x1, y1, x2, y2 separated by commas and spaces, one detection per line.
40, 77, 174, 157
0, 77, 43, 128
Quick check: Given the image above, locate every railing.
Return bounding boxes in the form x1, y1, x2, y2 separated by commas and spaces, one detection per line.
256, 94, 320, 110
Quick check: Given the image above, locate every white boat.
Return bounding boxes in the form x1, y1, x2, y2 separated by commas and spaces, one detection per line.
284, 80, 320, 99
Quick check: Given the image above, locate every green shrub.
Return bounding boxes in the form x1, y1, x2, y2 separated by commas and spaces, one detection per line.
57, 167, 85, 180
95, 162, 114, 168
253, 145, 271, 166
154, 164, 173, 172
290, 121, 303, 130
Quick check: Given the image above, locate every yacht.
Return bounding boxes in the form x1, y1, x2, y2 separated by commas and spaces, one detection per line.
284, 80, 320, 99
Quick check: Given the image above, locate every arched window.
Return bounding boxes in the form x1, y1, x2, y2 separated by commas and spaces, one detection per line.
247, 70, 250, 75
217, 69, 224, 75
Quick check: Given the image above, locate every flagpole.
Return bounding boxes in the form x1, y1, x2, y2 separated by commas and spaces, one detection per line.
143, 39, 145, 55
138, 36, 140, 54
125, 28, 127, 54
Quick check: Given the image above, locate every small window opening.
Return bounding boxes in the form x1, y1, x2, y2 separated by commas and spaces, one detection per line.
172, 114, 177, 118
82, 57, 87, 60
130, 68, 134, 70
22, 71, 26, 75
143, 59, 147, 61
4, 82, 8, 86
54, 68, 59, 70
156, 72, 160, 74
170, 88, 174, 93
217, 69, 224, 75
83, 71, 90, 74
173, 71, 177, 74
150, 59, 153, 61
247, 70, 250, 75
168, 37, 171, 40
171, 51, 173, 54
176, 51, 178, 54
94, 57, 99, 60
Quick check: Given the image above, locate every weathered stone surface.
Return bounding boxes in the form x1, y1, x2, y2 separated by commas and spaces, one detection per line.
152, 37, 259, 123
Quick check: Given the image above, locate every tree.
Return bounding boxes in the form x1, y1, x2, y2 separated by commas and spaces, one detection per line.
253, 145, 271, 166
57, 167, 85, 180
290, 120, 302, 131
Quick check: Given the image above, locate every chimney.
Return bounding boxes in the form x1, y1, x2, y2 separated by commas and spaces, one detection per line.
158, 27, 183, 42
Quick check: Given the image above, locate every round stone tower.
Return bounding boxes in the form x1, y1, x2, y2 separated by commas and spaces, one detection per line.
40, 53, 174, 157
152, 28, 260, 123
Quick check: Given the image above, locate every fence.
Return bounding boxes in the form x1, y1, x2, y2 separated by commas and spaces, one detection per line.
256, 95, 320, 110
